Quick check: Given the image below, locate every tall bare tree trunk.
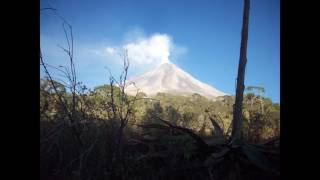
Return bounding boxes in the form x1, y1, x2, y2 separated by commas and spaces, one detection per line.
231, 0, 250, 143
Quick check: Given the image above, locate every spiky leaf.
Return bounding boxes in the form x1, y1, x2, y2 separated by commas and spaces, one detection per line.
241, 144, 279, 175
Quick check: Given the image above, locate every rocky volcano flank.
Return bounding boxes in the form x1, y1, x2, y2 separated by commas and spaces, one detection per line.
125, 62, 226, 99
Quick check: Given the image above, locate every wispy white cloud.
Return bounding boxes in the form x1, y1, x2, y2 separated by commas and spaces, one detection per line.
105, 47, 117, 55
99, 30, 187, 68
124, 33, 171, 64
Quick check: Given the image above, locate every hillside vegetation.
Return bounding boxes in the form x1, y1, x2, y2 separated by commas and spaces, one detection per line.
40, 76, 279, 180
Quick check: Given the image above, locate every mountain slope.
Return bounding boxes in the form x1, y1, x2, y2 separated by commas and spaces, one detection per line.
125, 62, 226, 99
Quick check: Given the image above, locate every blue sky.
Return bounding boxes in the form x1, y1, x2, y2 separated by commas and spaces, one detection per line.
40, 0, 280, 103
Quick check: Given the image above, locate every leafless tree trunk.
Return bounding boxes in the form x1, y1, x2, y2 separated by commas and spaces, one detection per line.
231, 0, 250, 143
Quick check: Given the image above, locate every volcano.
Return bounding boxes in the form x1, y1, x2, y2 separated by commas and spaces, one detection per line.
125, 62, 226, 99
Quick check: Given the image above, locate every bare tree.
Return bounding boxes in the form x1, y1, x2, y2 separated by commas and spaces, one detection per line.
231, 0, 250, 143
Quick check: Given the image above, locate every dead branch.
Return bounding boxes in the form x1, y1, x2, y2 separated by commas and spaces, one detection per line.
154, 116, 210, 151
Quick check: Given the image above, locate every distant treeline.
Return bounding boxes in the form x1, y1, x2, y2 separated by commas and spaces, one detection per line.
41, 78, 280, 142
